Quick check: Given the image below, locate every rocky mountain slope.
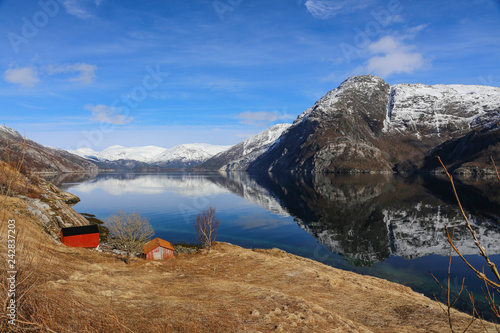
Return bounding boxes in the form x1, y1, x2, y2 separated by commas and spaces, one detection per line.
198, 124, 291, 171
248, 75, 500, 174
0, 125, 98, 173
70, 143, 231, 169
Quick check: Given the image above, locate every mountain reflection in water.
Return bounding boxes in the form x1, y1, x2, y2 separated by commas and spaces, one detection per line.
60, 171, 500, 318
210, 172, 500, 267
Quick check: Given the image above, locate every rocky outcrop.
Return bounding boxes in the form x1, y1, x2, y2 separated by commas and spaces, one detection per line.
247, 76, 500, 174
13, 176, 90, 242
0, 125, 98, 173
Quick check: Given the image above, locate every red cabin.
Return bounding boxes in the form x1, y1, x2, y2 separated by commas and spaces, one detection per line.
61, 225, 100, 248
144, 238, 175, 260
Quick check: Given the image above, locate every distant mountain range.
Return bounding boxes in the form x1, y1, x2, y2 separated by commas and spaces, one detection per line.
69, 143, 231, 169
3, 74, 499, 174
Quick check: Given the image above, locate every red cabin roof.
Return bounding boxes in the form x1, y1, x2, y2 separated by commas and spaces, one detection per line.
144, 237, 175, 254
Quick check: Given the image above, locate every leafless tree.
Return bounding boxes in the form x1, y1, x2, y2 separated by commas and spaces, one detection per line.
106, 210, 154, 264
194, 206, 220, 251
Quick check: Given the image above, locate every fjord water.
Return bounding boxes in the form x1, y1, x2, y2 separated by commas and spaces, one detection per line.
59, 172, 500, 316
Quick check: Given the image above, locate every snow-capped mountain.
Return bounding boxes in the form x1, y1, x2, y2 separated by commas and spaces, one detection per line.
150, 143, 232, 168
249, 75, 500, 174
72, 145, 168, 163
69, 143, 231, 169
198, 123, 291, 171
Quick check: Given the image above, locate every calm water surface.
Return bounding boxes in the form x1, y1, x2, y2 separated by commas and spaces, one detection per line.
57, 171, 500, 318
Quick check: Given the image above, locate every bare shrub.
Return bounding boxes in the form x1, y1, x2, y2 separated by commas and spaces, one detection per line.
106, 210, 154, 264
0, 138, 26, 199
194, 206, 220, 251
0, 137, 43, 206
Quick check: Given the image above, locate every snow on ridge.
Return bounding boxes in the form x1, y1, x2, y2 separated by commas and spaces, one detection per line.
217, 123, 292, 171
0, 125, 23, 138
293, 76, 500, 135
295, 75, 387, 125
150, 143, 231, 163
241, 123, 291, 156
69, 143, 231, 164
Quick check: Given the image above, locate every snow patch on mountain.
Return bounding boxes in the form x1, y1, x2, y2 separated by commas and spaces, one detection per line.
381, 83, 500, 136
0, 125, 23, 139
206, 123, 292, 171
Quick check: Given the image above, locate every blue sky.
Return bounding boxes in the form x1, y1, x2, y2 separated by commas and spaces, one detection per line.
1, 0, 499, 150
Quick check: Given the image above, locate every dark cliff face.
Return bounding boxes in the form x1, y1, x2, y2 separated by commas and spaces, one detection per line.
0, 126, 98, 173
249, 76, 393, 173
421, 124, 500, 174
248, 75, 500, 174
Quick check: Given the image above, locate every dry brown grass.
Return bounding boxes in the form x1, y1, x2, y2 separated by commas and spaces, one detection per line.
0, 161, 41, 200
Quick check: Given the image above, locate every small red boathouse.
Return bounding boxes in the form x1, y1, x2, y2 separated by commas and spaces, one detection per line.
61, 225, 100, 248
144, 238, 175, 260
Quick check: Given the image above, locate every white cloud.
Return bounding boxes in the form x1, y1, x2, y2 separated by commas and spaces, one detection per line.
400, 24, 429, 39
4, 67, 40, 88
86, 104, 134, 125
46, 63, 97, 84
236, 111, 293, 126
62, 0, 96, 19
363, 36, 425, 77
304, 0, 372, 19
305, 0, 346, 19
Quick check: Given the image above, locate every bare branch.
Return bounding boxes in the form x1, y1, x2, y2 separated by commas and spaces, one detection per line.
437, 156, 500, 284
106, 210, 154, 264
194, 207, 220, 251
491, 156, 500, 183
